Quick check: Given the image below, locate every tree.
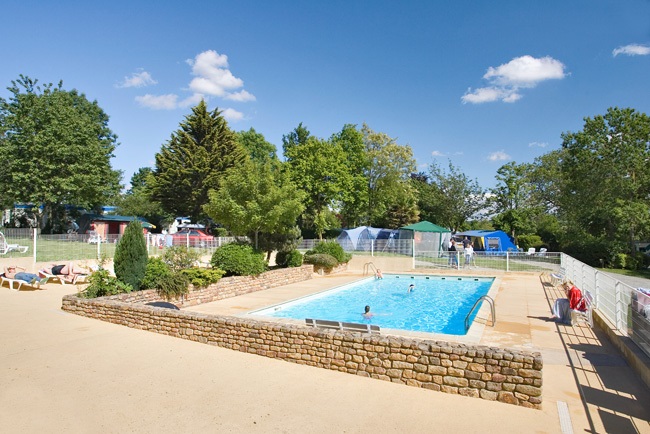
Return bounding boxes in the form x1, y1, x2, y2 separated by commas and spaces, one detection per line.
331, 124, 370, 227
490, 162, 539, 241
151, 100, 246, 222
560, 107, 650, 253
0, 75, 122, 230
284, 135, 350, 231
281, 122, 311, 157
113, 220, 148, 289
116, 168, 169, 231
204, 160, 305, 255
235, 128, 279, 166
421, 161, 487, 232
362, 124, 418, 226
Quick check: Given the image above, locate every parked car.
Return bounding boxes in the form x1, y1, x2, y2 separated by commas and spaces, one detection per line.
171, 229, 214, 247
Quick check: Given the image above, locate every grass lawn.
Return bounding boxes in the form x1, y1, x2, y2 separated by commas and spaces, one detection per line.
596, 267, 650, 279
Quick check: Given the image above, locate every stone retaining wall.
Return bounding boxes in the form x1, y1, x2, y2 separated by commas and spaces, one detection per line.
61, 267, 542, 408
103, 265, 314, 308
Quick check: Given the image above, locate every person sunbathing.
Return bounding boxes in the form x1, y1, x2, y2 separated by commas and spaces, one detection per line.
3, 265, 48, 285
41, 263, 89, 283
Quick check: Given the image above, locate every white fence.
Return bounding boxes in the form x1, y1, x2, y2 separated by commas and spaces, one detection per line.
0, 229, 239, 262
561, 253, 650, 358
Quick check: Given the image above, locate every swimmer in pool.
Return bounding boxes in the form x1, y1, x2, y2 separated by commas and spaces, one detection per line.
363, 305, 374, 318
375, 269, 383, 279
408, 283, 415, 293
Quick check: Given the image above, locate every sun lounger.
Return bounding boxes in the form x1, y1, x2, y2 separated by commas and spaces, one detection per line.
38, 270, 89, 285
0, 232, 29, 255
1, 276, 43, 291
305, 318, 380, 334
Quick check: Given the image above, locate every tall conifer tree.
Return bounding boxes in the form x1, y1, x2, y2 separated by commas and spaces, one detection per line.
152, 100, 246, 221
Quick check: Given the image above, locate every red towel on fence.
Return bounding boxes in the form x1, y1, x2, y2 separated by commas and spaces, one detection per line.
569, 286, 586, 312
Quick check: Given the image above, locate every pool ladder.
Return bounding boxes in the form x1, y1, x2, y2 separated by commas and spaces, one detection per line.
363, 262, 378, 276
465, 295, 496, 331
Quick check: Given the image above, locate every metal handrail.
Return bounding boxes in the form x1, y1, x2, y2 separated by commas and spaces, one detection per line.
363, 262, 378, 276
465, 295, 496, 331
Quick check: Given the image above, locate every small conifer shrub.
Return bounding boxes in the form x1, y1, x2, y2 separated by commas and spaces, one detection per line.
114, 220, 148, 289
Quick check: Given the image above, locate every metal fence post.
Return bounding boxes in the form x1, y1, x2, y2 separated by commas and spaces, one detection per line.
32, 228, 37, 265
371, 239, 374, 257
506, 251, 510, 272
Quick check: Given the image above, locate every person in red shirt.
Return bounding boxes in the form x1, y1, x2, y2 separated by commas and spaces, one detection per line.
551, 281, 586, 324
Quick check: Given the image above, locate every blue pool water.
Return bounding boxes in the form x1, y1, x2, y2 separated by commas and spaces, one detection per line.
252, 275, 494, 335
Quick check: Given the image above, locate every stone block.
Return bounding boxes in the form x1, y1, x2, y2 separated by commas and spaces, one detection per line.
515, 384, 542, 397
459, 388, 479, 398
497, 391, 518, 405
443, 376, 469, 387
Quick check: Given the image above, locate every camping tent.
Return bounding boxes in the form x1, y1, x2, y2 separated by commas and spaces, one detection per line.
455, 230, 517, 252
337, 226, 373, 251
399, 221, 451, 255
336, 226, 401, 251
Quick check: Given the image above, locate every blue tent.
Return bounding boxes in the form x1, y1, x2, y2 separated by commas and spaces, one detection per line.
455, 230, 517, 252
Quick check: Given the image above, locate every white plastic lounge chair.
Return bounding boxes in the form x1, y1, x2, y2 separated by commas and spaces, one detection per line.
38, 270, 88, 285
1, 275, 43, 291
526, 247, 536, 255
570, 290, 594, 327
0, 232, 29, 255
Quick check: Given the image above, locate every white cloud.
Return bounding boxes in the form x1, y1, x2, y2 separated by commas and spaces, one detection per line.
135, 50, 255, 114
116, 69, 157, 88
461, 87, 521, 104
431, 150, 446, 157
179, 93, 205, 108
225, 90, 257, 102
484, 55, 566, 87
221, 108, 244, 121
462, 55, 566, 104
613, 44, 650, 57
528, 141, 548, 148
186, 50, 253, 101
488, 151, 510, 161
135, 94, 178, 110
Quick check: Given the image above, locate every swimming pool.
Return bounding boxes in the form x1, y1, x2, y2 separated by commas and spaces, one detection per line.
251, 275, 494, 335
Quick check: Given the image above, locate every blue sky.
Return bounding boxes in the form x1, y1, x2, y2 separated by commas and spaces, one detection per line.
2, 1, 649, 189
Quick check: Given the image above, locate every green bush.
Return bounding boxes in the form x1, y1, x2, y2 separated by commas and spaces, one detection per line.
180, 268, 225, 287
162, 246, 201, 272
211, 243, 267, 276
156, 272, 190, 301
515, 234, 542, 251
82, 268, 133, 298
275, 249, 303, 268
141, 257, 174, 290
306, 241, 351, 264
114, 220, 148, 289
304, 253, 338, 270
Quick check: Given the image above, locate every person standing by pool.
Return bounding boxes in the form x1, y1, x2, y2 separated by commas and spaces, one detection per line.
449, 240, 458, 268
464, 244, 474, 268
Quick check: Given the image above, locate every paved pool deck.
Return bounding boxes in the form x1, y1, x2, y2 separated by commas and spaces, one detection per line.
1, 270, 649, 433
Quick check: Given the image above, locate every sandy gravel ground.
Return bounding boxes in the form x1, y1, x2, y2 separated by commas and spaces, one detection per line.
1, 269, 649, 433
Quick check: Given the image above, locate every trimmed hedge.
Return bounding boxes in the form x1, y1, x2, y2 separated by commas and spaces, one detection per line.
211, 243, 267, 276
276, 249, 303, 268
303, 253, 338, 270
306, 241, 351, 264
